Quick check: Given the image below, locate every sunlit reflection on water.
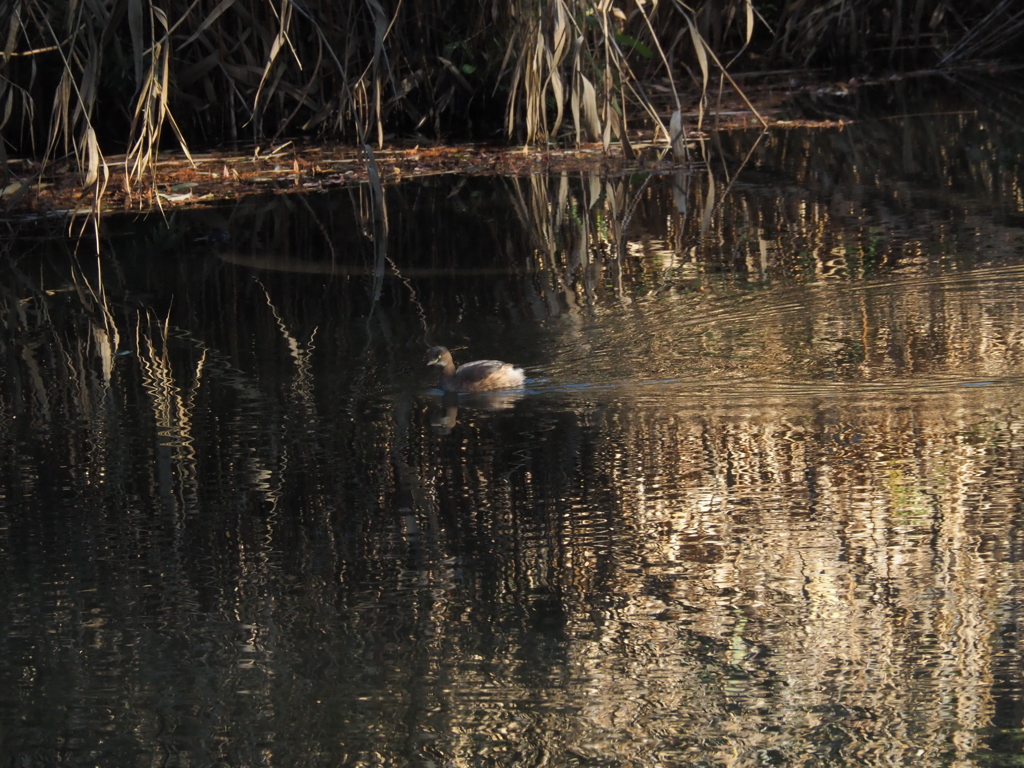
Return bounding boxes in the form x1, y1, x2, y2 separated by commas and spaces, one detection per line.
5, 100, 1024, 765
398, 259, 1024, 765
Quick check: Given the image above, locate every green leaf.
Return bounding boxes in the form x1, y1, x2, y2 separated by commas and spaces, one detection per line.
615, 31, 653, 59
461, 63, 477, 74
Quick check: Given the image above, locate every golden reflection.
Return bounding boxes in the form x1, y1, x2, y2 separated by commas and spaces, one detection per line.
135, 310, 203, 508
7, 107, 1024, 766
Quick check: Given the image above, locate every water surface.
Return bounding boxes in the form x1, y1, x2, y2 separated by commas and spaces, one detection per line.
3, 80, 1024, 766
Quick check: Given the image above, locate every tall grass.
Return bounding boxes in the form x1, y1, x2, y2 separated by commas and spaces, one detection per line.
768, 0, 1024, 68
0, 0, 1020, 216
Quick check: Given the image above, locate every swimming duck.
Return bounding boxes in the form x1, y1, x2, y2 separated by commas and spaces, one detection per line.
426, 346, 525, 393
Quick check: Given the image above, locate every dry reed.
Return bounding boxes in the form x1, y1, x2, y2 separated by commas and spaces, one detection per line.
0, 0, 1018, 225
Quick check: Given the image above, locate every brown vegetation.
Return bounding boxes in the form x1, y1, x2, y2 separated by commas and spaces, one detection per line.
0, 0, 1021, 221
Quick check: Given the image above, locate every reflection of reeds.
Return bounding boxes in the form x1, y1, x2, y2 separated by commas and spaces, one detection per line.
413, 381, 1024, 766
202, 96, 1024, 329
256, 278, 317, 415
135, 309, 203, 501
507, 169, 693, 309
5, 162, 1024, 765
0, 252, 121, 425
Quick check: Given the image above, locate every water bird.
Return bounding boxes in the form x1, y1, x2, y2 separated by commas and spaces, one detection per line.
426, 346, 525, 393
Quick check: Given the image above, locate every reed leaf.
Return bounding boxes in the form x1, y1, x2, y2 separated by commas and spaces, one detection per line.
579, 72, 600, 141
669, 108, 686, 161
180, 0, 236, 48
686, 14, 709, 129
127, 0, 143, 87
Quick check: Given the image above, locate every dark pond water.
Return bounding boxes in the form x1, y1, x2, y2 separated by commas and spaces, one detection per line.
4, 79, 1024, 766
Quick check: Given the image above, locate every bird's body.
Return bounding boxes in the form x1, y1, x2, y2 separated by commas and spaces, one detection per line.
427, 346, 525, 393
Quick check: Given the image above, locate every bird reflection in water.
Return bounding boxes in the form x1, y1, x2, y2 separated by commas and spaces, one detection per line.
431, 390, 524, 434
